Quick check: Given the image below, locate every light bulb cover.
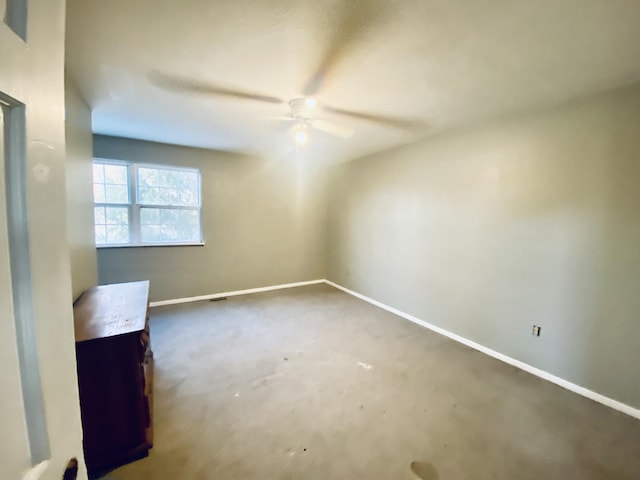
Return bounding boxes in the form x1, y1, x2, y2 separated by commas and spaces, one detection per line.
295, 130, 308, 144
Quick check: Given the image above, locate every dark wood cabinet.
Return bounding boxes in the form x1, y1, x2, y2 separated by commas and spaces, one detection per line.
73, 281, 153, 478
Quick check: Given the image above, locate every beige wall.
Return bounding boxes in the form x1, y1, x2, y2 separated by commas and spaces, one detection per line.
94, 135, 328, 302
327, 84, 640, 409
65, 77, 98, 300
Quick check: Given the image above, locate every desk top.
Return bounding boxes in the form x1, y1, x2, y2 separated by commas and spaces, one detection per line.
73, 281, 150, 343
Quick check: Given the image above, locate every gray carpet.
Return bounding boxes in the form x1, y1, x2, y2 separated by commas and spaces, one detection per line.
108, 284, 640, 479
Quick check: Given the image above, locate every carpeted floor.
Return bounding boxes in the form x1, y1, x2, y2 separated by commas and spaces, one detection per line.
107, 284, 640, 479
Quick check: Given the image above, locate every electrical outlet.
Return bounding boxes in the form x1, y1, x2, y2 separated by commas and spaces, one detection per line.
532, 325, 541, 337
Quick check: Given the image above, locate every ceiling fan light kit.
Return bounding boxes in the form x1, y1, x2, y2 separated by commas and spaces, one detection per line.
294, 124, 309, 145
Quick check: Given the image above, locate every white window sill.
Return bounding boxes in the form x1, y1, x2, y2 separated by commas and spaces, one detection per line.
97, 242, 206, 249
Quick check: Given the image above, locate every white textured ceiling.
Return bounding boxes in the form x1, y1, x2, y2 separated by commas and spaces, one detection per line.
66, 0, 640, 163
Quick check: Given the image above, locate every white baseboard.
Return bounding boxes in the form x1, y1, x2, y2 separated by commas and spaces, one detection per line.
149, 279, 325, 307
324, 280, 640, 421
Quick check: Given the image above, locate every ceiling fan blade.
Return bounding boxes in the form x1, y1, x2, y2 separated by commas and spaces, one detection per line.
410, 461, 439, 480
302, 0, 387, 97
266, 116, 295, 122
149, 70, 285, 105
324, 105, 423, 130
311, 119, 355, 139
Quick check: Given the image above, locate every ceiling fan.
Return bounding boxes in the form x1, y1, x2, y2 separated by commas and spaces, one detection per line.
267, 97, 356, 143
147, 0, 423, 144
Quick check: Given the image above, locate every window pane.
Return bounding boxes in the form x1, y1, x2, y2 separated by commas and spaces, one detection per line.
180, 188, 197, 205
142, 225, 161, 241
93, 163, 105, 183
105, 206, 129, 225
106, 225, 129, 244
95, 225, 106, 244
137, 167, 199, 206
105, 184, 129, 204
94, 206, 106, 225
140, 207, 199, 243
137, 167, 159, 187
93, 183, 105, 203
104, 164, 128, 185
95, 206, 129, 245
139, 208, 160, 225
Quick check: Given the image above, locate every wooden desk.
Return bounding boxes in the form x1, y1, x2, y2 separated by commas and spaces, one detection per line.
73, 281, 153, 478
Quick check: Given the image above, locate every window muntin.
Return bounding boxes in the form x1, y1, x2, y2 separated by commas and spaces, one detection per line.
93, 160, 202, 247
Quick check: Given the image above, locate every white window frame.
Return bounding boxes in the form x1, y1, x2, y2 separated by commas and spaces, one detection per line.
93, 158, 204, 248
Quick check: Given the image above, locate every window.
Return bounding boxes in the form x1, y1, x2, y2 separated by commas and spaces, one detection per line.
93, 160, 202, 247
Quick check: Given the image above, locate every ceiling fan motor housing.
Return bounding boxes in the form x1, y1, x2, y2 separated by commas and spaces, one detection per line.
289, 98, 316, 120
